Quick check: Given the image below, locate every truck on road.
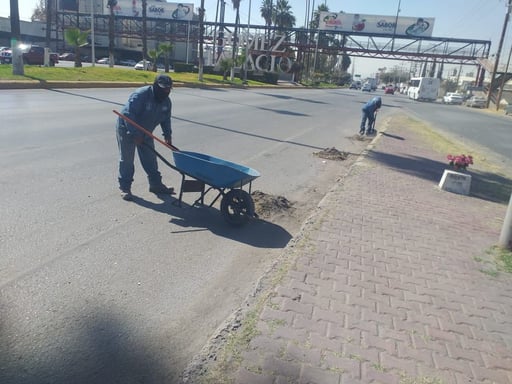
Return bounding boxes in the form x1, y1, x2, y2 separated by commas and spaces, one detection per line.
366, 77, 377, 91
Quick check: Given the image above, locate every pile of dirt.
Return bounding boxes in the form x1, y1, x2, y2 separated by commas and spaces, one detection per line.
251, 191, 293, 218
313, 147, 349, 161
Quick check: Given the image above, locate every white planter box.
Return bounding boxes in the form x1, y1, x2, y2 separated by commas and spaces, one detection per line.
439, 169, 471, 195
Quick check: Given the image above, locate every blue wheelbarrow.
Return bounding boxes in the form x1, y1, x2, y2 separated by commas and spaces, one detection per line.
114, 110, 260, 226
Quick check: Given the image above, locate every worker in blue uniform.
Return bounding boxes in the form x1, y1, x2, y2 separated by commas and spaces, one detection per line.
116, 74, 175, 201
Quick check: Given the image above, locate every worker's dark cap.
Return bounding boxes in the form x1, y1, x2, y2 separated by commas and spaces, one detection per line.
155, 74, 172, 89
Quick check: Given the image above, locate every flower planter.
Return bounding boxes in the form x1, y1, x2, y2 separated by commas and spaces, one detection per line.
438, 169, 471, 195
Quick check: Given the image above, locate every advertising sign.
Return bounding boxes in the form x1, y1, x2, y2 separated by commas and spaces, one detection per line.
106, 1, 194, 21
319, 12, 434, 37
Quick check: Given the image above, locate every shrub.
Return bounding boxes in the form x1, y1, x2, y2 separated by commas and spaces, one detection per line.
173, 62, 195, 73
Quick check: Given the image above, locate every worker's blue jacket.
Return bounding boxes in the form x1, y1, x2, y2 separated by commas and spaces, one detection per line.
117, 85, 172, 140
362, 96, 382, 114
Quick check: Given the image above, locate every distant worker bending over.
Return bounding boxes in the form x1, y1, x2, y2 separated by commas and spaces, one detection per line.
359, 96, 382, 136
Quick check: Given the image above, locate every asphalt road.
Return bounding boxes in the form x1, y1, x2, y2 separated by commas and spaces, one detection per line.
1, 87, 510, 384
403, 97, 512, 168
0, 86, 370, 384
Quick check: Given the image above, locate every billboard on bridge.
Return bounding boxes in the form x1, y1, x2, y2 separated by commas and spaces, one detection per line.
105, 1, 194, 21
319, 12, 435, 37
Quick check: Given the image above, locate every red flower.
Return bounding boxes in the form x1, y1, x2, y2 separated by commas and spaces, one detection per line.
447, 154, 473, 171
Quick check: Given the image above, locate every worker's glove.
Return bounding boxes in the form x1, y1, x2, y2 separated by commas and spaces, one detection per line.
165, 136, 173, 147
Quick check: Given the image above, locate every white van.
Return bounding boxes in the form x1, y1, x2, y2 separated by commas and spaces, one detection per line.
407, 77, 440, 101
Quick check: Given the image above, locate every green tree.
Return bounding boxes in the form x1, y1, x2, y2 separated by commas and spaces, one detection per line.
340, 53, 351, 72
159, 43, 173, 73
219, 58, 233, 80
260, 0, 274, 43
148, 48, 162, 72
64, 27, 89, 68
274, 0, 295, 29
310, 3, 329, 29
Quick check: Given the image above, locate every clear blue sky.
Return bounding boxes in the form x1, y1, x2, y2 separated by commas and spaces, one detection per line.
1, 0, 510, 77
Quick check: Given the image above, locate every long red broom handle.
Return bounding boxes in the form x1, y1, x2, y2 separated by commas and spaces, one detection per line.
113, 109, 180, 152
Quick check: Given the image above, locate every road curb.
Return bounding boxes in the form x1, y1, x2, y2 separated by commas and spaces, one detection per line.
0, 79, 310, 90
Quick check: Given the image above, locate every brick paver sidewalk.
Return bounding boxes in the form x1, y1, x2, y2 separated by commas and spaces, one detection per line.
232, 120, 512, 383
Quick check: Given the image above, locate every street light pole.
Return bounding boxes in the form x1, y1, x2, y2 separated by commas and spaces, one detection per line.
391, 0, 401, 51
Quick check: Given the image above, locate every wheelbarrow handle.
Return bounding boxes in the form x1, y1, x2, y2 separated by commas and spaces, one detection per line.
113, 109, 180, 152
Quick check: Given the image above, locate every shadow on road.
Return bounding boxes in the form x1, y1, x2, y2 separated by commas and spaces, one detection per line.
0, 308, 174, 384
255, 92, 329, 104
48, 88, 125, 106
368, 150, 512, 204
130, 194, 292, 248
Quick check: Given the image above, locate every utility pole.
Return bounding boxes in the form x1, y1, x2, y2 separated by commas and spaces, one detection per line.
487, 0, 511, 110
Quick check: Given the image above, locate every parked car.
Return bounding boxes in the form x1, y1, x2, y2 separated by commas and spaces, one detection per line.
96, 57, 110, 64
0, 48, 12, 64
384, 84, 395, 94
361, 82, 372, 92
465, 96, 486, 108
443, 92, 464, 105
134, 60, 152, 70
21, 45, 59, 66
119, 59, 137, 67
59, 52, 76, 61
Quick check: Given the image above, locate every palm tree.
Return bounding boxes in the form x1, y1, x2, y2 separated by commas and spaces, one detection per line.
219, 58, 233, 80
148, 48, 162, 72
341, 53, 351, 72
230, 0, 242, 81
64, 27, 89, 67
274, 0, 295, 30
10, 0, 24, 75
260, 0, 273, 43
159, 43, 173, 73
310, 3, 329, 48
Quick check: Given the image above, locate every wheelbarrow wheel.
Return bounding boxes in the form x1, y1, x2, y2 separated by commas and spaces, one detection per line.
220, 189, 255, 226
